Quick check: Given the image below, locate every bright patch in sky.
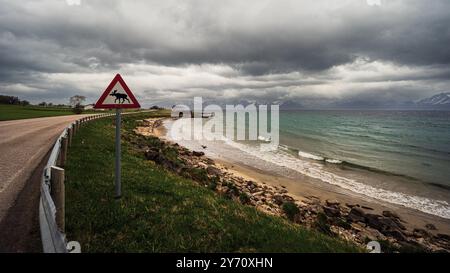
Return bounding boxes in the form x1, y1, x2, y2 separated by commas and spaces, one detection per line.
366, 0, 381, 6
65, 0, 81, 6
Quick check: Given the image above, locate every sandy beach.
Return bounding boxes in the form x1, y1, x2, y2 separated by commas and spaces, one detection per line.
155, 118, 450, 235
215, 159, 450, 234
135, 117, 450, 251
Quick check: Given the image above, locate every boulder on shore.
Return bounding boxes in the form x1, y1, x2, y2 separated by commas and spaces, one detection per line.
192, 151, 205, 157
326, 199, 340, 207
323, 206, 340, 217
347, 207, 366, 223
382, 210, 401, 220
206, 166, 222, 176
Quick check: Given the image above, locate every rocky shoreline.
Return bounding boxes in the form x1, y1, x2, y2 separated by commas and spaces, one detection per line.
132, 118, 450, 253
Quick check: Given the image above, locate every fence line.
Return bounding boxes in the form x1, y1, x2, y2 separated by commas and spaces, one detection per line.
39, 110, 154, 253
39, 113, 113, 253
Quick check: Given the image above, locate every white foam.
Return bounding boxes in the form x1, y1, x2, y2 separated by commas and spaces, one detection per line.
325, 159, 343, 164
164, 119, 450, 219
224, 139, 450, 219
298, 151, 324, 161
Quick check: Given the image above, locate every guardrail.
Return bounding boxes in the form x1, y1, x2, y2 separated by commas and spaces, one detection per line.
39, 113, 114, 253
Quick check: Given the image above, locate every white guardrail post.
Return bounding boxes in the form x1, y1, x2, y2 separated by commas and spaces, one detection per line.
39, 111, 146, 253
39, 114, 106, 253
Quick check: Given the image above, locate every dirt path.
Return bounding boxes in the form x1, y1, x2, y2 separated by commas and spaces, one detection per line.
0, 114, 92, 252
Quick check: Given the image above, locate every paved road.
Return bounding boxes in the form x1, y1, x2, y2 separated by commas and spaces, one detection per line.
0, 114, 91, 252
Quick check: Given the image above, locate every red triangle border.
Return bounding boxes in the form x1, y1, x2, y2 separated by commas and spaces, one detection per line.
94, 74, 141, 109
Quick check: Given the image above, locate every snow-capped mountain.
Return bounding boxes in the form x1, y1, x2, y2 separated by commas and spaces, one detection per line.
416, 92, 450, 108
278, 101, 304, 110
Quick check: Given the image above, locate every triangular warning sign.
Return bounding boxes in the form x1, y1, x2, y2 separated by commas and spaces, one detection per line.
94, 74, 141, 109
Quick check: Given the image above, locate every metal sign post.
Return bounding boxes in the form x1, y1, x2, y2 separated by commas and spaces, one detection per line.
94, 74, 140, 199
115, 108, 122, 199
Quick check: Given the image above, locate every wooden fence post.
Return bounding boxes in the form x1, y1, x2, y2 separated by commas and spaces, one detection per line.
58, 136, 68, 167
50, 166, 65, 232
73, 122, 77, 135
67, 126, 73, 146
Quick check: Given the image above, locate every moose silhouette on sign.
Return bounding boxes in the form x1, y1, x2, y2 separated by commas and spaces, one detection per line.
110, 90, 130, 104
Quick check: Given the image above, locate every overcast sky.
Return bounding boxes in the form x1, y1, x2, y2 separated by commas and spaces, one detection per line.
1, 0, 449, 108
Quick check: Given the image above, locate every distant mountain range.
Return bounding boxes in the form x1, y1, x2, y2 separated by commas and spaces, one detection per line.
415, 92, 450, 109
277, 92, 450, 110
157, 92, 450, 110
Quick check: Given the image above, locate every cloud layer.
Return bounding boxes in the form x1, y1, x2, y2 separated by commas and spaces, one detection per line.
0, 0, 449, 107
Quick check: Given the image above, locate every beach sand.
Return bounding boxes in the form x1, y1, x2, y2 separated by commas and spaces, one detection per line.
215, 159, 450, 234
153, 117, 450, 236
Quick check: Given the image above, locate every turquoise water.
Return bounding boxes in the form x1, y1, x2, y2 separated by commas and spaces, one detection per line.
165, 110, 450, 218
279, 110, 450, 190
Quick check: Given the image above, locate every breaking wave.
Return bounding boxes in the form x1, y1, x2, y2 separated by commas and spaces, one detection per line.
165, 118, 450, 219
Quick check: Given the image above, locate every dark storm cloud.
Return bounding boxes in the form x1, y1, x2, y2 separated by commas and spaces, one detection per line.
0, 0, 449, 106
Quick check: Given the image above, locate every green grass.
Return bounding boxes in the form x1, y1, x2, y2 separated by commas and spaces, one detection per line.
0, 104, 76, 121
65, 111, 361, 253
0, 104, 115, 121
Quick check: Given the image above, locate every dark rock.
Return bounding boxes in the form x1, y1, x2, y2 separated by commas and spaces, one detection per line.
361, 205, 374, 211
383, 230, 407, 242
193, 151, 205, 157
413, 228, 431, 238
144, 148, 160, 161
347, 207, 366, 223
177, 166, 190, 175
201, 145, 207, 149
398, 240, 429, 252
334, 217, 352, 230
179, 149, 192, 156
326, 199, 340, 207
206, 166, 221, 176
382, 210, 400, 219
397, 221, 407, 230
246, 181, 257, 190
425, 223, 437, 231
365, 214, 406, 231
361, 227, 384, 241
364, 213, 381, 228
435, 233, 450, 242
161, 158, 180, 172
402, 230, 414, 237
205, 158, 215, 165
309, 205, 321, 214
323, 206, 341, 217
293, 213, 305, 224
273, 195, 285, 206
282, 195, 295, 202
345, 203, 357, 208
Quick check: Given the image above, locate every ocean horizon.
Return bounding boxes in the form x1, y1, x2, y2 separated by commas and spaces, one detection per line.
165, 109, 450, 219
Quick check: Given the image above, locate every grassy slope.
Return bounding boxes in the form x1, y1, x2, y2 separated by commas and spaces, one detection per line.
0, 104, 76, 121
65, 111, 361, 253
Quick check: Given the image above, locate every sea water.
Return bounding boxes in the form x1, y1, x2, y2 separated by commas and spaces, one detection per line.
165, 110, 450, 219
